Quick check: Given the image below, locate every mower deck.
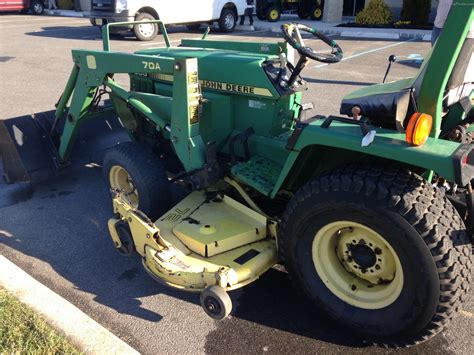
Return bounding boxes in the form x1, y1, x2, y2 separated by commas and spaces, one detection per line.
110, 189, 278, 292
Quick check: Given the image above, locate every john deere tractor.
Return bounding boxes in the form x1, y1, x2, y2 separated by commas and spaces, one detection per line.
256, 0, 324, 22
1, 0, 473, 346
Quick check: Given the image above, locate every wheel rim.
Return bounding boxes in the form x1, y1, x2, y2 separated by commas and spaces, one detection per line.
33, 3, 42, 13
313, 8, 322, 18
109, 165, 139, 208
224, 13, 234, 29
138, 23, 155, 37
312, 221, 403, 309
204, 296, 222, 316
270, 10, 279, 20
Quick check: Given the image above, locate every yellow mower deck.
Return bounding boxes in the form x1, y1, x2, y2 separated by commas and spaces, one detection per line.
109, 189, 278, 292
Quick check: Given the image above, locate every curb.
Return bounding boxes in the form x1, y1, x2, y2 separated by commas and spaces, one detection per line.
0, 255, 139, 355
257, 24, 431, 41
43, 9, 90, 18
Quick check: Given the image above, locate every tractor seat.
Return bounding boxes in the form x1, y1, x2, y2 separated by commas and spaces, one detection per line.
339, 77, 417, 131
340, 26, 474, 131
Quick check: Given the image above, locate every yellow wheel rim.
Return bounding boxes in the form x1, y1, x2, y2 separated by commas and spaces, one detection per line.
109, 165, 139, 208
270, 10, 279, 20
314, 8, 322, 19
312, 221, 403, 309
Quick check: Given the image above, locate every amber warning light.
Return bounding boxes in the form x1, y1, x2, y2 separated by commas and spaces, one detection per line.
406, 113, 433, 146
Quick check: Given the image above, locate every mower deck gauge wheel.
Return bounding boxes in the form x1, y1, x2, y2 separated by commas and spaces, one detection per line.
114, 220, 135, 256
200, 286, 232, 320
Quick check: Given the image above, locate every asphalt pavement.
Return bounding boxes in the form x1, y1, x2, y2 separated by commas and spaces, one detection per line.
0, 14, 473, 354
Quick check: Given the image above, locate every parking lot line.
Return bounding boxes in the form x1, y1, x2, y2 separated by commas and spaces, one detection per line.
460, 310, 474, 319
314, 38, 417, 69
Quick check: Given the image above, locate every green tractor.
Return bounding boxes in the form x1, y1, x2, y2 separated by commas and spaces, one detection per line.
256, 0, 324, 22
1, 0, 473, 346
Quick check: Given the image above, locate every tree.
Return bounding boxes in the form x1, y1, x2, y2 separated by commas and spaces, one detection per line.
355, 0, 393, 26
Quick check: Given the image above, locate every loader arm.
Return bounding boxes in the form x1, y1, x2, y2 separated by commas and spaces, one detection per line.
57, 50, 206, 172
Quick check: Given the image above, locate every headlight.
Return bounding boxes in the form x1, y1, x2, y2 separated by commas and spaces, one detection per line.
116, 0, 127, 13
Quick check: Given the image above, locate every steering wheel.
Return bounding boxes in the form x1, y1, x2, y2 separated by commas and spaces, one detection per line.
281, 23, 343, 63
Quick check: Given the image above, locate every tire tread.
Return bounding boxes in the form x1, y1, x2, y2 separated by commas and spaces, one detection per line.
279, 165, 472, 346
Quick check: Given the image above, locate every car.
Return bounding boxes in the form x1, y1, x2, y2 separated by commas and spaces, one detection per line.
0, 0, 45, 14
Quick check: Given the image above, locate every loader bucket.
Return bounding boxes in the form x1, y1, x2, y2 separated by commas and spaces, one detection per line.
0, 111, 59, 184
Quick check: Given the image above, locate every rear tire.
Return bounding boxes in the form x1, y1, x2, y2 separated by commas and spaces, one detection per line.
279, 165, 472, 345
266, 6, 281, 22
134, 12, 158, 41
103, 142, 171, 220
309, 4, 323, 21
218, 8, 237, 32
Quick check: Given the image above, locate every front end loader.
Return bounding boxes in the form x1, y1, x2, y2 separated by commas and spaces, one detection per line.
1, 1, 473, 346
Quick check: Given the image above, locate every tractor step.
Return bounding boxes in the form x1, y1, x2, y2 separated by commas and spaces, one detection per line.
231, 155, 281, 196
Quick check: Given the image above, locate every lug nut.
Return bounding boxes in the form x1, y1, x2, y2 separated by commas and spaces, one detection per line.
374, 247, 382, 255
359, 239, 366, 245
375, 265, 381, 270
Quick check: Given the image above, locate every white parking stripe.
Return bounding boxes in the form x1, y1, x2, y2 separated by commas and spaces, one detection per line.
314, 38, 417, 69
460, 310, 474, 318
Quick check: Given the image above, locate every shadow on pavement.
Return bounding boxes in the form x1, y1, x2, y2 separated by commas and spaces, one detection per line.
26, 26, 101, 40
0, 162, 200, 324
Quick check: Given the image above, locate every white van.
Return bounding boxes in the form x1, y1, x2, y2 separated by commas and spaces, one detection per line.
89, 0, 247, 41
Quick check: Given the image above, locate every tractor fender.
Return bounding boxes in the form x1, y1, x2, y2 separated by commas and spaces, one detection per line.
270, 118, 471, 197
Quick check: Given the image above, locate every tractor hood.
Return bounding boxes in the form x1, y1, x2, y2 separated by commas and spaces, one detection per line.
135, 43, 285, 99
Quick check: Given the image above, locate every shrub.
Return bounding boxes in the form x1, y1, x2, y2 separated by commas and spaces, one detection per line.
401, 0, 432, 25
355, 0, 393, 26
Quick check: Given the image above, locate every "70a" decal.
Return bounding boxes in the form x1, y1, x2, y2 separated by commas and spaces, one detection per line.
142, 61, 161, 70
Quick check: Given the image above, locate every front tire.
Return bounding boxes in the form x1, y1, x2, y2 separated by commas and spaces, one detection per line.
134, 12, 158, 41
279, 165, 472, 345
103, 142, 171, 220
31, 0, 44, 15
